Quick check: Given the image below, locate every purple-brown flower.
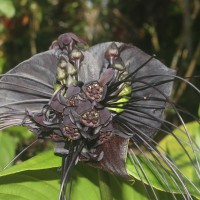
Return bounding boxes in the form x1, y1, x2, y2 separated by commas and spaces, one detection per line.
0, 32, 199, 200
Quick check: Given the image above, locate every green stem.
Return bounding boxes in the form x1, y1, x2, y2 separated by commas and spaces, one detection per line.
98, 169, 112, 200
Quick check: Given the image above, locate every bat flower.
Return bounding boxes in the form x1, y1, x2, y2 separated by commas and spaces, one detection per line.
0, 32, 200, 200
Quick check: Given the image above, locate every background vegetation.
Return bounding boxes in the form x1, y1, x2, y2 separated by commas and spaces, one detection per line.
0, 0, 199, 199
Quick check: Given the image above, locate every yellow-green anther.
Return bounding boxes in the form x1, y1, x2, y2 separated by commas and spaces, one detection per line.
57, 68, 66, 80
119, 70, 128, 81
67, 62, 77, 75
57, 59, 68, 85
115, 63, 124, 70
59, 60, 68, 69
66, 75, 77, 87
54, 83, 61, 91
71, 49, 82, 58
119, 85, 132, 96
107, 84, 132, 113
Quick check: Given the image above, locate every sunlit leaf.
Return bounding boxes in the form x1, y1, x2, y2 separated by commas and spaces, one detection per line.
0, 151, 60, 177
1, 141, 200, 200
159, 121, 200, 180
126, 121, 200, 200
0, 169, 60, 200
0, 0, 15, 18
3, 126, 35, 141
0, 133, 18, 170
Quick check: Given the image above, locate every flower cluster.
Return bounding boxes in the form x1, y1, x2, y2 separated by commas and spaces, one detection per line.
22, 34, 134, 164
26, 68, 117, 162
1, 33, 199, 200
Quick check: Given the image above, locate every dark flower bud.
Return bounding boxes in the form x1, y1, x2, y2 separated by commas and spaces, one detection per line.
57, 32, 87, 51
49, 40, 59, 50
69, 48, 84, 69
105, 42, 119, 64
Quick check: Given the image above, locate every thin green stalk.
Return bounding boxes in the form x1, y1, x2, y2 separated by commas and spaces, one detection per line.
98, 169, 112, 200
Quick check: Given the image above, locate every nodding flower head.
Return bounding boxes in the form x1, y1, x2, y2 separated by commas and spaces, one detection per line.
0, 32, 200, 200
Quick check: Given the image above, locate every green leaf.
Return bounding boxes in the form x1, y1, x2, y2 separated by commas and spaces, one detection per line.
0, 121, 200, 199
0, 152, 195, 200
125, 121, 200, 200
3, 126, 35, 141
0, 126, 35, 171
159, 121, 200, 179
0, 0, 15, 18
0, 149, 198, 200
0, 151, 61, 177
0, 151, 169, 200
0, 169, 60, 200
0, 151, 101, 200
0, 133, 18, 170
